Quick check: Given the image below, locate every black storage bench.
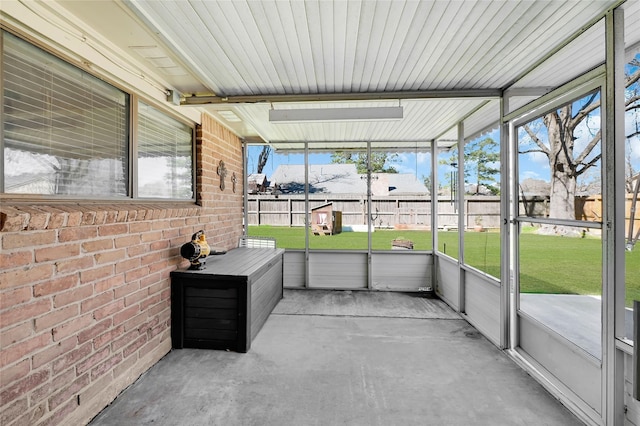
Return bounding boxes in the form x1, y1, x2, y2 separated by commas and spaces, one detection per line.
170, 247, 284, 353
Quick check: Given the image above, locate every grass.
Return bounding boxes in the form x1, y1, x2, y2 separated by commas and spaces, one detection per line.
248, 225, 640, 306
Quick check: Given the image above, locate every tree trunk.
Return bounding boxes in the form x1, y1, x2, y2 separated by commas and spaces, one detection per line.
538, 110, 581, 237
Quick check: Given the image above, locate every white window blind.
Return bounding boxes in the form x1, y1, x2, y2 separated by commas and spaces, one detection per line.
2, 31, 129, 196
137, 101, 193, 199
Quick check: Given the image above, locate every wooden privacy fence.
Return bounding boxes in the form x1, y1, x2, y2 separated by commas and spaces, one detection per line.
247, 194, 640, 233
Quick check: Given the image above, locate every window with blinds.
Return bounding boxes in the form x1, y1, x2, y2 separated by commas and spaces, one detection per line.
2, 32, 129, 197
2, 31, 195, 200
137, 102, 193, 199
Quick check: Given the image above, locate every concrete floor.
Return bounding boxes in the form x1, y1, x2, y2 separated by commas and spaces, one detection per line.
90, 290, 584, 426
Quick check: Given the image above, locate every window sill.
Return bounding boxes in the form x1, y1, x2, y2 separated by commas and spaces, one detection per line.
0, 200, 201, 232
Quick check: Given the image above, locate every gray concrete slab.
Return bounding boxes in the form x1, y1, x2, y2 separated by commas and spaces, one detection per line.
520, 294, 601, 358
90, 290, 584, 426
273, 289, 460, 319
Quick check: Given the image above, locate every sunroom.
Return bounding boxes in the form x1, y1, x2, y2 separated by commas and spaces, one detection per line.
1, 1, 639, 425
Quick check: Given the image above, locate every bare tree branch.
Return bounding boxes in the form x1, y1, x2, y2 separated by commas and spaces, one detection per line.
575, 153, 602, 177
571, 93, 600, 128
574, 130, 602, 166
518, 148, 547, 155
523, 124, 550, 155
627, 67, 640, 88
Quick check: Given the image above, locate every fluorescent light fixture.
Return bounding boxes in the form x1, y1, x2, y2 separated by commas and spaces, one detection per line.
269, 106, 403, 122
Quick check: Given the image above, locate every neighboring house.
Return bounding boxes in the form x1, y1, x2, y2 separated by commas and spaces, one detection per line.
269, 164, 428, 195
247, 173, 268, 193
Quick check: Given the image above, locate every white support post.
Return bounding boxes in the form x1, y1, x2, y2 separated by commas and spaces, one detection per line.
603, 7, 626, 426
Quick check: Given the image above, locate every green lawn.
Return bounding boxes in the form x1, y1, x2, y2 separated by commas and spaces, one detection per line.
248, 225, 640, 306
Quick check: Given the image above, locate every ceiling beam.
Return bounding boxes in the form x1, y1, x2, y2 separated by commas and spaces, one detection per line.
181, 89, 502, 105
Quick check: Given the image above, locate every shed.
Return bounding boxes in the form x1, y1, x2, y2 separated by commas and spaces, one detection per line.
311, 202, 342, 235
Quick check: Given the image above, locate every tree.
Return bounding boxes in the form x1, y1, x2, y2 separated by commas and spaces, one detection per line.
520, 60, 640, 235
465, 137, 500, 195
438, 137, 500, 195
256, 146, 271, 174
330, 151, 398, 174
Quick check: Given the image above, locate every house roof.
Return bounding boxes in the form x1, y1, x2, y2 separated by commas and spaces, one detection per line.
270, 164, 428, 195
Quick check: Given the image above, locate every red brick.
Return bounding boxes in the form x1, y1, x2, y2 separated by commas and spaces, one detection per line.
90, 352, 122, 380
140, 230, 162, 243
140, 251, 162, 265
30, 367, 75, 405
48, 373, 89, 410
114, 234, 140, 248
0, 286, 32, 309
81, 211, 97, 226
32, 336, 77, 369
162, 228, 181, 240
35, 243, 80, 263
94, 324, 124, 349
80, 291, 113, 313
80, 265, 114, 284
47, 212, 67, 230
52, 313, 93, 342
150, 240, 170, 251
123, 334, 148, 358
94, 275, 124, 294
0, 250, 32, 269
125, 266, 150, 283
58, 226, 97, 242
127, 243, 149, 257
53, 283, 92, 308
0, 332, 50, 368
114, 281, 139, 299
113, 305, 139, 326
34, 274, 78, 297
75, 346, 110, 375
0, 397, 28, 425
148, 299, 170, 317
2, 230, 56, 250
123, 311, 148, 332
140, 272, 162, 289
42, 394, 78, 426
148, 260, 169, 275
112, 350, 139, 379
52, 342, 92, 376
0, 299, 51, 329
65, 211, 83, 227
0, 264, 54, 290
140, 294, 161, 312
34, 305, 79, 333
82, 239, 113, 253
11, 402, 46, 426
0, 369, 50, 405
93, 299, 125, 322
0, 358, 30, 388
94, 249, 125, 265
129, 221, 151, 233
111, 328, 141, 352
0, 210, 27, 232
0, 322, 33, 347
98, 223, 128, 237
124, 288, 148, 307
55, 255, 94, 274
77, 318, 112, 344
148, 321, 167, 340
115, 258, 140, 274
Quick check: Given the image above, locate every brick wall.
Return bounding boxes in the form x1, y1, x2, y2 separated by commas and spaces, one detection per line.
0, 113, 243, 425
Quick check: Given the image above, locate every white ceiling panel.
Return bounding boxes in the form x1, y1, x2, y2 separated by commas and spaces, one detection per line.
51, 0, 629, 148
